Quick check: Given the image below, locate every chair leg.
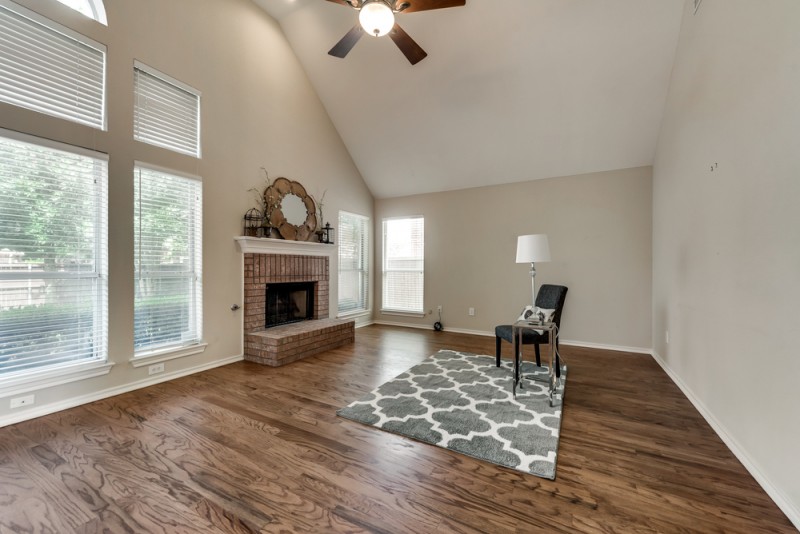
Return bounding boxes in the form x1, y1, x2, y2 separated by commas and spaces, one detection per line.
555, 338, 561, 378
534, 344, 541, 367
495, 336, 501, 367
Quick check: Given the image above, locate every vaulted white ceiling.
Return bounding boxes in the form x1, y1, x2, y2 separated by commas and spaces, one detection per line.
254, 0, 685, 198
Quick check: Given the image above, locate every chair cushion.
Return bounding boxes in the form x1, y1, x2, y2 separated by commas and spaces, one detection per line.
495, 324, 550, 344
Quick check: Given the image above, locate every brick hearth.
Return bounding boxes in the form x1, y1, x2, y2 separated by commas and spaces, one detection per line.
242, 251, 354, 366
245, 318, 354, 367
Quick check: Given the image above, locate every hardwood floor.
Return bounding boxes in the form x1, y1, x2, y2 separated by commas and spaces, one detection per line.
0, 325, 794, 533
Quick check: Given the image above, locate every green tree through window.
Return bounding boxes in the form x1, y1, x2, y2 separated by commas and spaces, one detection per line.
0, 133, 108, 375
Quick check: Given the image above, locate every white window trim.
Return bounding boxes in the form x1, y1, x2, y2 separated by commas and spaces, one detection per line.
380, 309, 425, 318
54, 0, 108, 25
0, 127, 109, 160
0, 128, 109, 392
132, 161, 203, 358
0, 0, 106, 51
0, 351, 114, 399
133, 61, 201, 158
133, 61, 203, 99
338, 210, 370, 316
381, 215, 424, 315
133, 160, 202, 183
338, 309, 371, 319
129, 342, 207, 367
0, 0, 108, 130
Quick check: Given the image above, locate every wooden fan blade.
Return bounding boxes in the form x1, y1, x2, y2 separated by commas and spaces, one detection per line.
388, 23, 427, 65
397, 0, 465, 14
328, 24, 364, 58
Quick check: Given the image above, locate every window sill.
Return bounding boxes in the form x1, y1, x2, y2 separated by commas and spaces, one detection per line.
337, 309, 371, 319
130, 342, 208, 368
0, 360, 115, 399
380, 309, 425, 318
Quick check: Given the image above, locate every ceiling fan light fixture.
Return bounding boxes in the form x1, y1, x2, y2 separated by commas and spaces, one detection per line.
359, 1, 395, 37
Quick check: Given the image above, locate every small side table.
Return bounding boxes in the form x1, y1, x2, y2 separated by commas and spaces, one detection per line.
512, 320, 564, 407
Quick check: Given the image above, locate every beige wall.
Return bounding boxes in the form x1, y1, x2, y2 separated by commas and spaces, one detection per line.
374, 167, 653, 351
0, 0, 372, 424
653, 0, 800, 524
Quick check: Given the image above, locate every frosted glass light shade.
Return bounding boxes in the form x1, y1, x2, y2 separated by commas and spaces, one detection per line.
359, 1, 395, 37
516, 234, 551, 263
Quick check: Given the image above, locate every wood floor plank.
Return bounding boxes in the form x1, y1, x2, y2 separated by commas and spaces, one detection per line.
0, 325, 794, 532
0, 456, 91, 533
0, 429, 97, 531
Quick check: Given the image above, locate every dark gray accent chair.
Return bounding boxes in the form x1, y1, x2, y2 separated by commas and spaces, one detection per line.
495, 284, 568, 377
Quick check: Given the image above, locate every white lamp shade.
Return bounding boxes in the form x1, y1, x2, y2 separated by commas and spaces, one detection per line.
359, 1, 395, 37
516, 234, 551, 263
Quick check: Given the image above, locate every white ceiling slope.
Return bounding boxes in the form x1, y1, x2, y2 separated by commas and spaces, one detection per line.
254, 0, 684, 199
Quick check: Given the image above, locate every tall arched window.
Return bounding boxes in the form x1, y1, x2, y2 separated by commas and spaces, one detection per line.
54, 0, 106, 25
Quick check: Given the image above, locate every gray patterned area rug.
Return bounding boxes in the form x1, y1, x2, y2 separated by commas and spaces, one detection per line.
337, 349, 567, 479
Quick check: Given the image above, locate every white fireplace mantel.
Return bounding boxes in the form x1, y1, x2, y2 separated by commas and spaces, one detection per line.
234, 236, 337, 258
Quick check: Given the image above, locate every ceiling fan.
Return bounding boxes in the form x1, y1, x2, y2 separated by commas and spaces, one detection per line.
326, 0, 466, 65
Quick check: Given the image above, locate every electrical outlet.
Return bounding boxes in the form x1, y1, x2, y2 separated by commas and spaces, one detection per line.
468, 307, 475, 316
437, 305, 442, 312
148, 363, 165, 375
665, 330, 670, 344
10, 394, 35, 409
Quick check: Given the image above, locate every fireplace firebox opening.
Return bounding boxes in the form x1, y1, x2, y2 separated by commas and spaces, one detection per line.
266, 282, 315, 328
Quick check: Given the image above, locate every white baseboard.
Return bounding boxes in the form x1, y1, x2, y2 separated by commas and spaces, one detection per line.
438, 326, 496, 337
373, 320, 492, 338
372, 321, 652, 355
0, 354, 244, 428
373, 320, 439, 332
651, 350, 800, 530
559, 339, 652, 355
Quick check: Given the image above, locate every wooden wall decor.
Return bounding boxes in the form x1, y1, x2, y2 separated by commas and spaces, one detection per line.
264, 177, 318, 241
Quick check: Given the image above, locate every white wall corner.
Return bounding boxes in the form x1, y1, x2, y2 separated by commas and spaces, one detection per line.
651, 351, 800, 530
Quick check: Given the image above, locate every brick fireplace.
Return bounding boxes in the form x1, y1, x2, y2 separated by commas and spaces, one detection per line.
237, 238, 354, 367
243, 253, 328, 330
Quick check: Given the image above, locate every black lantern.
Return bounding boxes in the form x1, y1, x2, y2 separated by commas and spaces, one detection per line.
322, 222, 335, 244
243, 208, 262, 237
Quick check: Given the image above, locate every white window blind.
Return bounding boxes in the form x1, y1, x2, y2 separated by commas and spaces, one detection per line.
54, 0, 107, 25
134, 164, 202, 353
0, 0, 106, 129
0, 130, 108, 376
134, 62, 201, 157
382, 217, 424, 314
338, 211, 369, 315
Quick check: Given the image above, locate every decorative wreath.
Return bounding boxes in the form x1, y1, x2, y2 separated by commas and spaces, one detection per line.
264, 177, 318, 241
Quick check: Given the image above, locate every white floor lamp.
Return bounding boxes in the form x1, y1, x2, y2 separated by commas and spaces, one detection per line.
516, 234, 551, 308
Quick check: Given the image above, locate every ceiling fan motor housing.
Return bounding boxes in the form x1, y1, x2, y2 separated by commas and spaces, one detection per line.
359, 0, 395, 37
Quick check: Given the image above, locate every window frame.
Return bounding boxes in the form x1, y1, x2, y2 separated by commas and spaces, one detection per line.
0, 0, 107, 129
0, 128, 111, 391
381, 215, 424, 316
337, 210, 370, 317
133, 61, 201, 158
133, 161, 203, 358
53, 0, 108, 25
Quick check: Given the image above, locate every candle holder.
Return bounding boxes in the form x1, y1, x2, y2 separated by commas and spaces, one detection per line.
321, 222, 335, 244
